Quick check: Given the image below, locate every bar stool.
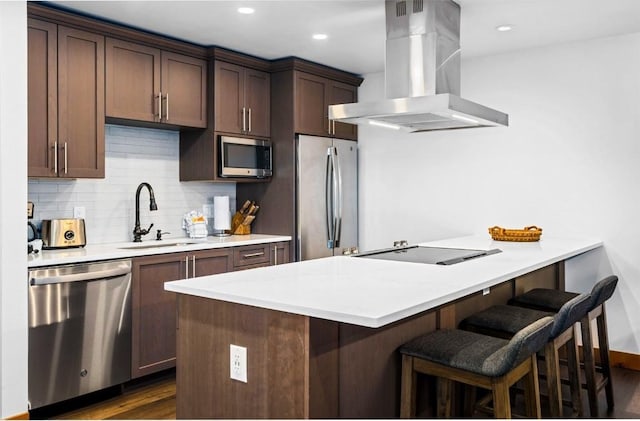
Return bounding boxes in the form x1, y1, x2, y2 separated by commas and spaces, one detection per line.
509, 275, 618, 417
399, 316, 554, 418
459, 293, 592, 417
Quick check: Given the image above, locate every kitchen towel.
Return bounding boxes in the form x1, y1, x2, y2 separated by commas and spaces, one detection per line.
213, 196, 231, 231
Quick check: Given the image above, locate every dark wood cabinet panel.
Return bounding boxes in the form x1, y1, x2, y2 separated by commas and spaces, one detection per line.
27, 19, 57, 177
105, 41, 206, 128
58, 26, 105, 178
132, 248, 232, 378
214, 61, 270, 137
161, 52, 207, 128
271, 241, 290, 265
28, 22, 105, 179
132, 253, 185, 379
105, 38, 161, 123
244, 68, 271, 137
294, 72, 329, 136
28, 21, 105, 178
214, 61, 244, 134
191, 248, 233, 278
294, 71, 358, 140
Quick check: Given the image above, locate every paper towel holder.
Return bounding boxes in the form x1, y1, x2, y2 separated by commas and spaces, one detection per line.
213, 196, 231, 237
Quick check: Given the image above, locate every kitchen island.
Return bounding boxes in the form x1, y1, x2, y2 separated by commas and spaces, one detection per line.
165, 235, 602, 418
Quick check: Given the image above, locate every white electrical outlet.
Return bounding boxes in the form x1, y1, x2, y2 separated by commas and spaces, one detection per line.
230, 344, 247, 383
73, 206, 86, 219
203, 204, 214, 218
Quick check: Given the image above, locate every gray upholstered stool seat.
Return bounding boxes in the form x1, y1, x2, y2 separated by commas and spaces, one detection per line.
508, 275, 619, 417
399, 316, 554, 418
509, 288, 578, 312
459, 294, 592, 417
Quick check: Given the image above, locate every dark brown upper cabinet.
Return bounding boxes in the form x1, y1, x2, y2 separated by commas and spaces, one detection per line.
106, 38, 207, 129
28, 18, 105, 178
214, 61, 270, 138
294, 71, 358, 140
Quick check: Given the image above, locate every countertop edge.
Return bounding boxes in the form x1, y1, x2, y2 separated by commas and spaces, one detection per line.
28, 234, 292, 268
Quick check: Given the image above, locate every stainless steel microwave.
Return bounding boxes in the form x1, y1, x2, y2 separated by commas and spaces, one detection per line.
219, 136, 272, 178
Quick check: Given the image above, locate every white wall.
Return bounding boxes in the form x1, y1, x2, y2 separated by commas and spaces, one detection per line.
29, 125, 236, 244
358, 33, 640, 354
0, 1, 28, 417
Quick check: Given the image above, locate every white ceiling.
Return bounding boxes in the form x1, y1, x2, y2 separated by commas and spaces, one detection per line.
49, 0, 640, 76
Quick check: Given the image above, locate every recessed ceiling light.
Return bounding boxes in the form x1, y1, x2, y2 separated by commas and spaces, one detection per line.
237, 7, 255, 14
312, 33, 328, 40
495, 24, 513, 32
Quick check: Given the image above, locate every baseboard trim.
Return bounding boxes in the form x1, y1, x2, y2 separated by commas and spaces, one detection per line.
6, 411, 29, 420
607, 349, 640, 371
584, 347, 640, 372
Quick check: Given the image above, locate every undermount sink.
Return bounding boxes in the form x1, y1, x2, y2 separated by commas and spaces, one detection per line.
118, 241, 202, 250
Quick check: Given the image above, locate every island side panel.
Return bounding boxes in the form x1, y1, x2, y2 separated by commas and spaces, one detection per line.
337, 311, 437, 418
176, 294, 308, 419
306, 318, 340, 418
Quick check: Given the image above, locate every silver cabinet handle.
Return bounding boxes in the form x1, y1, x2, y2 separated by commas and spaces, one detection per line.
327, 118, 332, 135
273, 246, 278, 265
63, 142, 68, 175
243, 251, 264, 258
165, 92, 169, 122
185, 255, 189, 278
53, 141, 58, 174
192, 255, 196, 277
157, 91, 162, 121
248, 107, 252, 132
242, 107, 246, 132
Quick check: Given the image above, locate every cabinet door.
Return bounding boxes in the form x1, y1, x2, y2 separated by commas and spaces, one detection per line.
27, 19, 57, 177
105, 38, 161, 123
161, 52, 207, 128
270, 241, 290, 265
329, 80, 358, 140
57, 26, 105, 178
191, 249, 233, 277
214, 61, 244, 134
131, 253, 185, 378
245, 69, 270, 138
295, 72, 329, 136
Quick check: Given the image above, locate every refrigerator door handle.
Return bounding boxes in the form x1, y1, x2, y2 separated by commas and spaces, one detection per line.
325, 148, 335, 249
334, 147, 343, 248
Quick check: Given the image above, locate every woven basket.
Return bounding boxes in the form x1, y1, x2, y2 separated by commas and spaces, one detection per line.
488, 226, 542, 242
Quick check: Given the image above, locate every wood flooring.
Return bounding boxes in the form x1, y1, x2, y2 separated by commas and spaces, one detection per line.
38, 366, 640, 419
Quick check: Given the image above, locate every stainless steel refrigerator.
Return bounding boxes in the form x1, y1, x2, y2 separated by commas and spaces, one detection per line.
296, 134, 358, 260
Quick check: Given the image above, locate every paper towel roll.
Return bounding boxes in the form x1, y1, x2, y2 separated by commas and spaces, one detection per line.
213, 196, 231, 230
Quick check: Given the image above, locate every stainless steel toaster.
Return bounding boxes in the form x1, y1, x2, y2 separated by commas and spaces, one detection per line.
41, 219, 86, 249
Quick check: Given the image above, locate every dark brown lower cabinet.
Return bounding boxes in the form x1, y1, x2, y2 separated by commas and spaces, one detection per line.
131, 249, 232, 378
131, 243, 289, 378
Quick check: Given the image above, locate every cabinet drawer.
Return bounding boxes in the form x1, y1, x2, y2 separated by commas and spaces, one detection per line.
233, 244, 270, 268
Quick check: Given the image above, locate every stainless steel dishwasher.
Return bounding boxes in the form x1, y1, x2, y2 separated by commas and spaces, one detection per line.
28, 259, 132, 410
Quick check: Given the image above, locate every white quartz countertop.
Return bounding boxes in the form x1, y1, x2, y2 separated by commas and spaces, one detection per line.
27, 234, 291, 268
165, 235, 602, 328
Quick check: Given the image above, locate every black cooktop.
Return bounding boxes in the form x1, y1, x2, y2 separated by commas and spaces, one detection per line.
355, 246, 502, 265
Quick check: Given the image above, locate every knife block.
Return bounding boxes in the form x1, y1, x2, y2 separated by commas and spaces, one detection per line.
231, 212, 251, 235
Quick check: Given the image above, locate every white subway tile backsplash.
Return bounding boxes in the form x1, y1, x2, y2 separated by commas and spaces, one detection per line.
28, 124, 236, 244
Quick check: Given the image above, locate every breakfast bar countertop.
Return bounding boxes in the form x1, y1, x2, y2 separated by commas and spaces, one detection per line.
165, 235, 603, 328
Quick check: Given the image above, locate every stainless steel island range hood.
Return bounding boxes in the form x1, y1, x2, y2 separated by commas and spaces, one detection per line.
329, 0, 508, 132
